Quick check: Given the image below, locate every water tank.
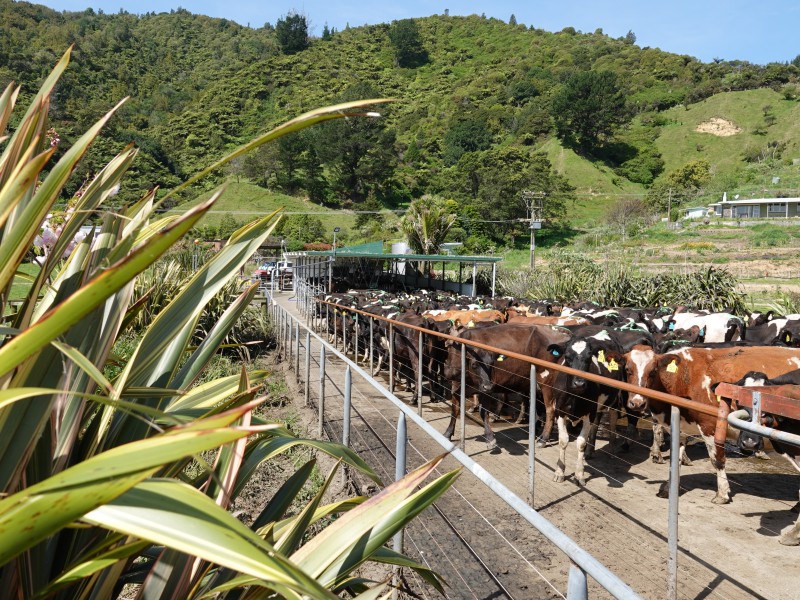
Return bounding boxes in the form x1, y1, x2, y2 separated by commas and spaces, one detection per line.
391, 241, 411, 254
391, 242, 410, 274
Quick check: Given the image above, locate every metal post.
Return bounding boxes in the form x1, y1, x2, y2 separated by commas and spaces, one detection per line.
369, 316, 374, 374
304, 332, 311, 406
319, 346, 326, 438
333, 307, 338, 349
460, 343, 466, 452
389, 323, 395, 392
491, 262, 496, 298
287, 317, 292, 368
667, 405, 681, 600
391, 410, 408, 600
342, 310, 348, 354
471, 262, 477, 297
752, 390, 762, 427
529, 364, 537, 506
354, 314, 359, 365
567, 562, 588, 600
295, 321, 301, 380
393, 412, 407, 553
417, 330, 424, 416
343, 366, 352, 447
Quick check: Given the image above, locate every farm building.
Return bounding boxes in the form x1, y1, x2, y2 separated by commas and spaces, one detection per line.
286, 241, 502, 296
709, 197, 800, 219
682, 206, 710, 219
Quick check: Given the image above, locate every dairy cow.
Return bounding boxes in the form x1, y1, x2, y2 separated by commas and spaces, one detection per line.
623, 345, 800, 504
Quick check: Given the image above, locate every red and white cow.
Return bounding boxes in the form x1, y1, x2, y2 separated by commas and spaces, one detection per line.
624, 345, 800, 504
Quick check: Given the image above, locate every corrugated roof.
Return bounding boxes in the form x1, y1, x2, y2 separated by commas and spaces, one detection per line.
285, 243, 502, 263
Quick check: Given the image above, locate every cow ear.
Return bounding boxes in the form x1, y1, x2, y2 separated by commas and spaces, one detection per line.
658, 354, 681, 371
547, 343, 564, 357
454, 318, 463, 329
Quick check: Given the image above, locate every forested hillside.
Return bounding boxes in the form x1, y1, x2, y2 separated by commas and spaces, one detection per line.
2, 1, 799, 250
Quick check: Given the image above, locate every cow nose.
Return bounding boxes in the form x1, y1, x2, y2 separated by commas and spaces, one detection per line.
739, 433, 761, 450
628, 394, 646, 411
571, 377, 587, 391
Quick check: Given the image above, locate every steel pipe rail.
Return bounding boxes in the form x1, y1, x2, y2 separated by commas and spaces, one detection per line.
728, 408, 800, 447
315, 297, 719, 418
266, 292, 643, 600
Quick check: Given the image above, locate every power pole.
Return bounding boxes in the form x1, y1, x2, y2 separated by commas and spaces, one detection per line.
521, 191, 545, 269
667, 188, 673, 227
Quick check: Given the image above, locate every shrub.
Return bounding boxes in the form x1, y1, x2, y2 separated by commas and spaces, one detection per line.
752, 227, 791, 247
0, 49, 455, 599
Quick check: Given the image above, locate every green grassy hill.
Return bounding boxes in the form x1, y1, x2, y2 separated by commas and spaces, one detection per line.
4, 3, 800, 251
656, 89, 800, 197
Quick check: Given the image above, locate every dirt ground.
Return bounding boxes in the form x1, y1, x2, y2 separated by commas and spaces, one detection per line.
695, 118, 742, 137
262, 293, 800, 600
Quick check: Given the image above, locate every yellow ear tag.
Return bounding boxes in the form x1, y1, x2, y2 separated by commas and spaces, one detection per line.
607, 358, 619, 372
497, 355, 505, 362
666, 360, 678, 373
467, 320, 475, 328
597, 350, 606, 364
716, 395, 722, 403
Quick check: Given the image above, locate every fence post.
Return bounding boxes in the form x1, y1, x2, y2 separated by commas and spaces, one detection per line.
389, 323, 395, 393
286, 311, 294, 369
319, 345, 326, 438
343, 310, 348, 355
369, 316, 374, 374
667, 405, 681, 600
417, 330, 424, 416
567, 562, 588, 600
343, 366, 352, 447
304, 332, 311, 406
354, 314, 359, 365
295, 321, 301, 381
393, 411, 407, 554
529, 364, 537, 506
333, 308, 338, 349
460, 343, 466, 452
392, 411, 408, 599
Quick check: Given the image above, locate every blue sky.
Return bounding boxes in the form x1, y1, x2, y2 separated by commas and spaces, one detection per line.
34, 1, 799, 65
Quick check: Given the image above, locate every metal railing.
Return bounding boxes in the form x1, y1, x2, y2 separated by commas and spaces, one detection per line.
266, 290, 646, 600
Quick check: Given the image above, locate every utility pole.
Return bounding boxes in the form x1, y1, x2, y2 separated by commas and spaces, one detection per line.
667, 188, 673, 227
521, 191, 545, 269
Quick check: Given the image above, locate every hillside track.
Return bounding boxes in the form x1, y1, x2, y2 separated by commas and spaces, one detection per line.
271, 292, 799, 600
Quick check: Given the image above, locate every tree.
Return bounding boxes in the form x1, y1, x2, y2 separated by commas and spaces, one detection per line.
551, 70, 627, 149
277, 213, 326, 243
388, 19, 428, 67
452, 147, 573, 226
321, 23, 332, 40
275, 11, 308, 54
509, 14, 517, 26
646, 159, 711, 212
401, 194, 457, 255
314, 83, 398, 204
605, 197, 650, 240
624, 30, 636, 45
442, 116, 492, 165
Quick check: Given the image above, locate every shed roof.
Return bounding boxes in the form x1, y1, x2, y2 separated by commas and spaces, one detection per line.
285, 241, 502, 263
709, 197, 800, 206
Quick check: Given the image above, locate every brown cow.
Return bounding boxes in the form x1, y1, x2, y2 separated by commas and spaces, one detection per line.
624, 345, 800, 504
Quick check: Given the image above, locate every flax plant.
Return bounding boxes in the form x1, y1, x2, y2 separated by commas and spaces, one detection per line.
0, 49, 456, 599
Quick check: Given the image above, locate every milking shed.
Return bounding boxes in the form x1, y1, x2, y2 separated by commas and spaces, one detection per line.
285, 241, 503, 297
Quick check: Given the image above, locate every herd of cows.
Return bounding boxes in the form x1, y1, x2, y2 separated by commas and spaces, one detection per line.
315, 289, 800, 546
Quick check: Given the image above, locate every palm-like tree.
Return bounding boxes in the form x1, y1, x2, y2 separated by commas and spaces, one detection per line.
400, 195, 457, 255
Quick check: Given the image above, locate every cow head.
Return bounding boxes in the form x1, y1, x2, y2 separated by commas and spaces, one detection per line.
623, 345, 658, 411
